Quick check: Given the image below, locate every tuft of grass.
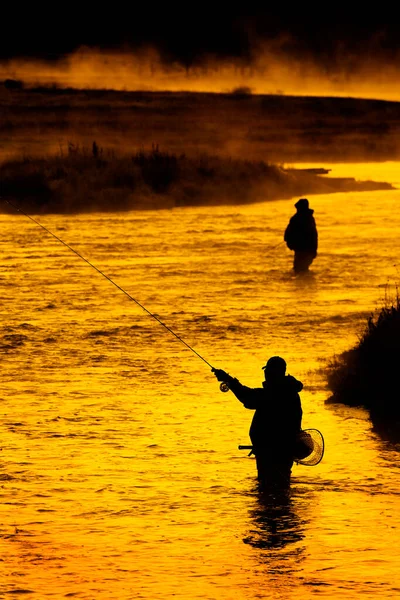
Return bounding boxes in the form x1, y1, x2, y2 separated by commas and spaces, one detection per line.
132, 144, 180, 193
229, 86, 253, 97
326, 290, 400, 419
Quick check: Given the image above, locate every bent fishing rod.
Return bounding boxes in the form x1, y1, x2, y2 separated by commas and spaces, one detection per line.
4, 199, 221, 376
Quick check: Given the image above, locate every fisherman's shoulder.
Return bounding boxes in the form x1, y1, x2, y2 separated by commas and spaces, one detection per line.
285, 374, 303, 392
229, 379, 264, 394
242, 385, 265, 395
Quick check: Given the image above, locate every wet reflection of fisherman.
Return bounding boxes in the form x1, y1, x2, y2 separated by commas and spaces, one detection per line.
243, 488, 305, 551
212, 356, 303, 488
284, 198, 318, 273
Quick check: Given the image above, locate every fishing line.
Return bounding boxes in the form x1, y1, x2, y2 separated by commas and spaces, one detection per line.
3, 199, 325, 461
268, 241, 285, 250
4, 199, 214, 370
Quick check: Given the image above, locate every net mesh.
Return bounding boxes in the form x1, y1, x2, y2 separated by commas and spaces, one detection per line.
293, 429, 324, 466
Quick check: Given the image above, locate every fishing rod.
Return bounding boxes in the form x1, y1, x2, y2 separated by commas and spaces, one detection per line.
3, 200, 326, 467
3, 199, 216, 371
268, 241, 285, 250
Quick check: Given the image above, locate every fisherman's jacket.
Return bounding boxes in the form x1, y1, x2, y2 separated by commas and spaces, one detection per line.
228, 375, 303, 456
284, 209, 318, 254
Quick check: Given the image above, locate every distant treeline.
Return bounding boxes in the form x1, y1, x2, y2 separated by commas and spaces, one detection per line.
0, 144, 393, 213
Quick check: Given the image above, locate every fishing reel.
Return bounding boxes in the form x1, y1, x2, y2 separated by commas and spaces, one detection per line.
220, 382, 230, 393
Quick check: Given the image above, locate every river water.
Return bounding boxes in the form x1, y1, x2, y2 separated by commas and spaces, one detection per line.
0, 163, 399, 599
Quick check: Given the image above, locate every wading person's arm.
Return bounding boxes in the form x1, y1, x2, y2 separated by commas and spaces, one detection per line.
212, 368, 263, 409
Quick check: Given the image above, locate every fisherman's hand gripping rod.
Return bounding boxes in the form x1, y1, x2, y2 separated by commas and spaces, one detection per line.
211, 368, 231, 392
3, 199, 234, 387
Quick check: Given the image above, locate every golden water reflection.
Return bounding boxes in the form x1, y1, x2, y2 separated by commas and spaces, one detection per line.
0, 163, 399, 598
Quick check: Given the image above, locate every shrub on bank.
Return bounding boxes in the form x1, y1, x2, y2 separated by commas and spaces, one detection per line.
326, 293, 400, 419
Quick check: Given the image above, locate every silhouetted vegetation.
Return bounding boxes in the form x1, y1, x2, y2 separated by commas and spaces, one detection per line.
3, 78, 24, 90
132, 145, 180, 192
326, 293, 400, 424
0, 143, 393, 214
230, 86, 253, 97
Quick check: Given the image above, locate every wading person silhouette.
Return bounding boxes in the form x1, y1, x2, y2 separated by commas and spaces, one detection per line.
212, 356, 303, 488
284, 198, 318, 273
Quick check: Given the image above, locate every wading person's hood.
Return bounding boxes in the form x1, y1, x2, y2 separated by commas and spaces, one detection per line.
262, 375, 303, 392
297, 208, 314, 216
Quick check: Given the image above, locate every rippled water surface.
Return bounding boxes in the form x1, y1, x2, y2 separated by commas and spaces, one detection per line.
1, 163, 400, 599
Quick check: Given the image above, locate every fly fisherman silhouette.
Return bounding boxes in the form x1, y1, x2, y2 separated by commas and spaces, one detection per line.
284, 198, 318, 273
212, 356, 303, 487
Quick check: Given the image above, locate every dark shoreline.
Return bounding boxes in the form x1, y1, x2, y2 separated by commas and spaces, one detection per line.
0, 146, 394, 214
326, 297, 400, 444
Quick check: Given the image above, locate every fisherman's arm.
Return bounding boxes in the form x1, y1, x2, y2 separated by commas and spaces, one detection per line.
285, 376, 303, 430
311, 217, 318, 253
212, 369, 261, 409
284, 218, 296, 249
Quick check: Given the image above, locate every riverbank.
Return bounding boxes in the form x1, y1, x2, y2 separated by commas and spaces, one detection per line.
0, 145, 393, 213
326, 294, 400, 439
3, 87, 400, 164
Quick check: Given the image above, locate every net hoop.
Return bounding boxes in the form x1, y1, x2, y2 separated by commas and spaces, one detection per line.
293, 428, 324, 466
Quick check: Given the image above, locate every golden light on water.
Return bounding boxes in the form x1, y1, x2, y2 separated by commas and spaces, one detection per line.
1, 163, 400, 597
3, 47, 400, 101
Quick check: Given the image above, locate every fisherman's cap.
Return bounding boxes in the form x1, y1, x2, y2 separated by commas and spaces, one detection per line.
295, 198, 309, 209
262, 356, 287, 371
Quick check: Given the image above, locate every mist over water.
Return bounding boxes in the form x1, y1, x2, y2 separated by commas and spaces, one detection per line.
4, 46, 400, 101
0, 163, 400, 598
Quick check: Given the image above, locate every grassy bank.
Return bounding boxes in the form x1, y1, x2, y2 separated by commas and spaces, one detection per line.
3, 87, 400, 164
326, 293, 400, 426
0, 144, 393, 213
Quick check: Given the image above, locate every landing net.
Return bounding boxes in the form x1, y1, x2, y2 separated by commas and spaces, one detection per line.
293, 429, 324, 466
